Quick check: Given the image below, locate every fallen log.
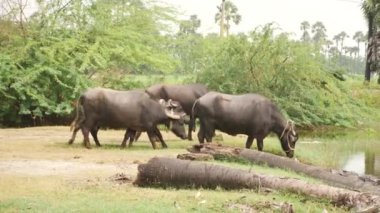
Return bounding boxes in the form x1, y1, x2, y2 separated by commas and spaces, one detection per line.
135, 157, 380, 211
177, 153, 214, 161
187, 144, 380, 195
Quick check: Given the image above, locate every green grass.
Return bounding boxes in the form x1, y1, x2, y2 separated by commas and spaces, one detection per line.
0, 176, 344, 213
1, 126, 379, 212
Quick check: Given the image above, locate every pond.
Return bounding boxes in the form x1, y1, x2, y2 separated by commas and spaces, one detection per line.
297, 129, 380, 178
342, 151, 380, 177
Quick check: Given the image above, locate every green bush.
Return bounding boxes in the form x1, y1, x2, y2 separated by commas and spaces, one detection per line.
196, 25, 373, 127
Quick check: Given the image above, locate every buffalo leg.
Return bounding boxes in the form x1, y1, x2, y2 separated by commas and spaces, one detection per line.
68, 126, 80, 144
121, 129, 129, 148
200, 119, 214, 143
197, 124, 205, 144
90, 127, 101, 147
245, 136, 254, 149
147, 130, 157, 149
81, 127, 91, 149
121, 129, 136, 148
257, 138, 264, 151
134, 131, 142, 142
187, 124, 193, 141
153, 127, 168, 148
205, 130, 213, 143
204, 124, 214, 143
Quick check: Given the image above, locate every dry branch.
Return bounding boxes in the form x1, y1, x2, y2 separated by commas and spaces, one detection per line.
135, 157, 380, 211
187, 144, 380, 195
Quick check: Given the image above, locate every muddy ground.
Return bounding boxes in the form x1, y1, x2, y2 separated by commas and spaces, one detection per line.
0, 126, 188, 180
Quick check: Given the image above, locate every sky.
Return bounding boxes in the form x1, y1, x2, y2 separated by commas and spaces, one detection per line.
163, 0, 367, 44
23, 0, 367, 46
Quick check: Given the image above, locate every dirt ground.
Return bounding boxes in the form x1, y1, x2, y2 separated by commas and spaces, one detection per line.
0, 126, 187, 180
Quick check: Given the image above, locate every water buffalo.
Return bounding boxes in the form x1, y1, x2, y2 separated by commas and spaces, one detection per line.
192, 92, 299, 158
145, 83, 208, 140
68, 88, 187, 149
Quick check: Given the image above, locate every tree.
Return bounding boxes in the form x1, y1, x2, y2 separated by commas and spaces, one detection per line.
215, 0, 241, 37
333, 34, 340, 50
361, 0, 380, 82
311, 21, 327, 44
0, 0, 29, 36
196, 25, 368, 127
174, 15, 204, 73
0, 0, 180, 126
328, 46, 340, 58
351, 46, 360, 58
353, 31, 366, 57
323, 40, 333, 57
338, 31, 349, 53
178, 15, 201, 36
300, 21, 311, 42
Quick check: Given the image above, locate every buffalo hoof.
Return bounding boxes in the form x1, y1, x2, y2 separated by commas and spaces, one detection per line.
68, 139, 74, 145
84, 144, 91, 149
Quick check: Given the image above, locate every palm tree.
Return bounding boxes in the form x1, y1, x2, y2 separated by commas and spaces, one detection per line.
333, 34, 340, 52
338, 31, 349, 53
353, 31, 365, 57
352, 46, 360, 59
324, 40, 333, 57
179, 15, 201, 36
215, 0, 241, 37
311, 21, 327, 44
300, 21, 311, 42
328, 46, 339, 58
361, 0, 380, 82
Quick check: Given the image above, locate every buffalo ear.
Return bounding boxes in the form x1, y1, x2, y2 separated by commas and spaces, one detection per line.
159, 99, 166, 107
145, 89, 154, 98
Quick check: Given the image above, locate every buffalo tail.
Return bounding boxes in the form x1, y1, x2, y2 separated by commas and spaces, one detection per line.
70, 96, 86, 131
190, 99, 200, 132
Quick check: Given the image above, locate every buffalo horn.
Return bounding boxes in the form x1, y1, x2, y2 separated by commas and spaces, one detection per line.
168, 99, 179, 107
165, 109, 181, 120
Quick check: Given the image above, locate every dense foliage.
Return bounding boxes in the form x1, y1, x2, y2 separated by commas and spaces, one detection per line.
196, 26, 372, 127
0, 0, 177, 126
0, 0, 375, 128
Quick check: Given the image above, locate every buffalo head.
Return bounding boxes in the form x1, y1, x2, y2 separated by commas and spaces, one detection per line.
280, 121, 299, 158
159, 99, 187, 139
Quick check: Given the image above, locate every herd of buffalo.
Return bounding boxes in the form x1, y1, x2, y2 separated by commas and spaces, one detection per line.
68, 84, 299, 157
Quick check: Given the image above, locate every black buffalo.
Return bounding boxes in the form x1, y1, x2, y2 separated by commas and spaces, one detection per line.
145, 83, 208, 140
192, 92, 298, 158
68, 88, 187, 149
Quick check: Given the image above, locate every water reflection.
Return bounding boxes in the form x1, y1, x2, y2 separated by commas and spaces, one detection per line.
342, 151, 380, 177
342, 153, 365, 175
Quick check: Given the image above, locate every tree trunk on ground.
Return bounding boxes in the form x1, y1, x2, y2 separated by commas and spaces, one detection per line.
135, 157, 380, 211
187, 144, 380, 195
177, 153, 214, 161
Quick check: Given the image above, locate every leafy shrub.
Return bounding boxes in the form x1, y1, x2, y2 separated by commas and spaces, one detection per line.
196, 25, 373, 127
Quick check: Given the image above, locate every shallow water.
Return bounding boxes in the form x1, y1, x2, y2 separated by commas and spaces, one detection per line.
298, 129, 380, 178
342, 151, 380, 177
